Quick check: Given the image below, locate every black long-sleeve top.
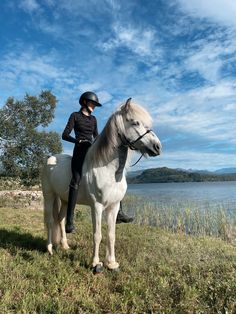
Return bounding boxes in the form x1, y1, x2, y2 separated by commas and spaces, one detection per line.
62, 110, 98, 144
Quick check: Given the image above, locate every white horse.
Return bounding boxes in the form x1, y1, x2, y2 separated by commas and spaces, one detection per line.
41, 98, 161, 272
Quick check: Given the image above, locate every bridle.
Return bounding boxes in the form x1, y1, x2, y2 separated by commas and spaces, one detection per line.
118, 129, 152, 150
118, 128, 152, 167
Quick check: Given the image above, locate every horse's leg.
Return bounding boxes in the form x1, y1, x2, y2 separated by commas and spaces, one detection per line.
43, 193, 55, 255
105, 202, 120, 270
91, 202, 103, 268
58, 200, 70, 250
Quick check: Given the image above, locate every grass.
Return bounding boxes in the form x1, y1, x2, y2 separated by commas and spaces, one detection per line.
1, 203, 236, 313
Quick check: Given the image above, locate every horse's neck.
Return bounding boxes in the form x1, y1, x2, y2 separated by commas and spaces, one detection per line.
89, 139, 129, 182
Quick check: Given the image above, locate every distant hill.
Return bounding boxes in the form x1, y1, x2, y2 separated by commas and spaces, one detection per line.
127, 167, 236, 184
214, 168, 236, 174
173, 168, 236, 175
127, 170, 143, 178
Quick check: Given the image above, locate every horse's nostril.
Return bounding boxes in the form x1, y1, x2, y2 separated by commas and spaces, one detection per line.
154, 144, 160, 152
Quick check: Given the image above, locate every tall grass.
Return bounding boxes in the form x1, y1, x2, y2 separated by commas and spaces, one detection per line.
1, 190, 234, 241
122, 195, 235, 241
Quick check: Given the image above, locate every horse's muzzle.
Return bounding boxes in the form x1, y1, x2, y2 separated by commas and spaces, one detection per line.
146, 143, 161, 156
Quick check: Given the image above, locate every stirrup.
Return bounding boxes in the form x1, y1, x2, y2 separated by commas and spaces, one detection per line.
116, 211, 134, 224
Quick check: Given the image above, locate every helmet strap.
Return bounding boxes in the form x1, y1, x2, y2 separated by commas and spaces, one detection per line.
81, 100, 92, 115
85, 105, 92, 114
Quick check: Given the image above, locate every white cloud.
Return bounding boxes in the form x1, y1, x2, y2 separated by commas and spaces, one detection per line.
104, 0, 120, 11
48, 0, 119, 20
158, 150, 236, 170
154, 81, 236, 144
0, 49, 81, 107
100, 23, 161, 61
43, 0, 56, 7
19, 0, 40, 12
223, 103, 236, 111
183, 38, 236, 82
129, 150, 236, 171
177, 0, 236, 27
189, 83, 236, 100
97, 91, 113, 104
78, 82, 102, 93
1, 50, 60, 81
0, 47, 120, 132
184, 45, 223, 82
37, 19, 64, 38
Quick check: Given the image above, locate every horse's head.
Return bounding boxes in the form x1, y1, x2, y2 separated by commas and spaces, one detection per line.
119, 98, 161, 156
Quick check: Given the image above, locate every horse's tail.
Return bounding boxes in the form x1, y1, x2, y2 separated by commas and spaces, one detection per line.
52, 196, 61, 245
42, 156, 62, 246
43, 194, 62, 246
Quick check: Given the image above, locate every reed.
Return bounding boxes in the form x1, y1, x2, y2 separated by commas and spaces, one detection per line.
122, 195, 235, 241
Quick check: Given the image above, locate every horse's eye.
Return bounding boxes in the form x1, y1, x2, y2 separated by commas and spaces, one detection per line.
132, 121, 140, 126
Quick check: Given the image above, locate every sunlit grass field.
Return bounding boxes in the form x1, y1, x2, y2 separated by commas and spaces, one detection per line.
1, 194, 236, 313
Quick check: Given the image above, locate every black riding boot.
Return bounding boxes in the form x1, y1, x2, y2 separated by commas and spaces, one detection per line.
116, 203, 134, 224
66, 185, 79, 233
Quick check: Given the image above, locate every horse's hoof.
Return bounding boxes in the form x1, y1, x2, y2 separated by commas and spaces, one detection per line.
61, 242, 70, 250
93, 264, 103, 275
106, 261, 119, 271
62, 245, 70, 251
47, 245, 53, 255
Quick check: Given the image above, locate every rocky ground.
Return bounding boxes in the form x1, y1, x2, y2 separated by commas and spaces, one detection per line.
0, 190, 43, 210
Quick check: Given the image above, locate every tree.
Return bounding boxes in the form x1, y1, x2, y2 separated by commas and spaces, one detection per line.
0, 90, 62, 185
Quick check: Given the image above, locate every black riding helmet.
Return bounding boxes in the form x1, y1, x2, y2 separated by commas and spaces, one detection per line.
79, 91, 102, 107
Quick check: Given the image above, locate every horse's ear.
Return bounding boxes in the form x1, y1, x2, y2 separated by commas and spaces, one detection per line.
124, 98, 132, 112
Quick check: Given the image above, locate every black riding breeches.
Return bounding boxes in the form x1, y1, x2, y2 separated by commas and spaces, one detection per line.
70, 141, 92, 189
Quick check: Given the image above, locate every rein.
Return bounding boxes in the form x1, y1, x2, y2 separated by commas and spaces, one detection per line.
130, 154, 144, 167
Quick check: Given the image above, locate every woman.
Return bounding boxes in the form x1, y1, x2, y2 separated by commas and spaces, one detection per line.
62, 91, 133, 233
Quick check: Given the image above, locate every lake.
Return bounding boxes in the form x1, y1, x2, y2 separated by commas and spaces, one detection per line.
127, 181, 236, 215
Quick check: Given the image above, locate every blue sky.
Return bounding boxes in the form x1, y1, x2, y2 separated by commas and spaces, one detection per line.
1, 0, 236, 171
